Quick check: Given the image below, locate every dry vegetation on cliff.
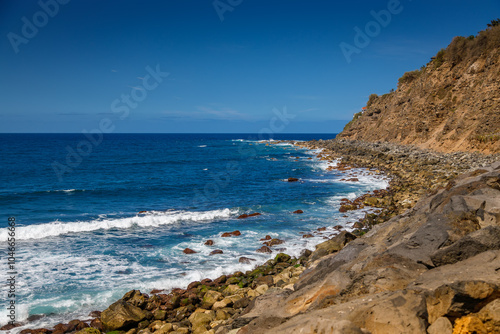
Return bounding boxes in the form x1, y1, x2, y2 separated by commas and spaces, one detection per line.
340, 21, 500, 154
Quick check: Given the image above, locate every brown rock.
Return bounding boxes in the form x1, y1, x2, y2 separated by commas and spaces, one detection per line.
90, 318, 103, 331
256, 246, 272, 253
210, 249, 223, 255
238, 213, 261, 219
260, 235, 272, 241
352, 222, 364, 229
263, 238, 284, 247
293, 210, 304, 214
310, 231, 357, 261
302, 234, 314, 238
221, 230, 241, 237
317, 227, 326, 231
204, 240, 214, 246
239, 257, 256, 264
0, 324, 21, 331
287, 177, 299, 182
183, 248, 197, 254
149, 289, 162, 294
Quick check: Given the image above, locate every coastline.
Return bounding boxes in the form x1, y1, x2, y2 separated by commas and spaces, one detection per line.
8, 138, 500, 334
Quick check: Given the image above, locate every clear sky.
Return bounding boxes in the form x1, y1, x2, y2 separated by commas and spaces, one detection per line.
1, 0, 498, 133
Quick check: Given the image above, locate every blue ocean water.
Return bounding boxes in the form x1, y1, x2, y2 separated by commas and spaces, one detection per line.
0, 133, 389, 329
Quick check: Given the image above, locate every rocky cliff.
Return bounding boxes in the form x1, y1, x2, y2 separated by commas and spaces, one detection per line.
339, 23, 500, 154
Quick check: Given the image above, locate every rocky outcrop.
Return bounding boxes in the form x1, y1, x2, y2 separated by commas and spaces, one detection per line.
101, 291, 153, 331
229, 161, 500, 333
339, 24, 500, 154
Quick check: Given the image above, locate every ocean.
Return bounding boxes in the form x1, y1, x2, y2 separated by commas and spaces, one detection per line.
0, 133, 389, 330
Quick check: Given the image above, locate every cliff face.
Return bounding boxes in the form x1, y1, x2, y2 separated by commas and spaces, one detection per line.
339, 24, 500, 154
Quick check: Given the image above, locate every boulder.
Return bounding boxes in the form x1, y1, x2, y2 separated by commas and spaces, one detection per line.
293, 210, 304, 214
263, 238, 284, 247
221, 230, 241, 237
310, 231, 356, 261
183, 248, 197, 254
363, 196, 380, 207
233, 297, 250, 309
201, 290, 223, 309
210, 250, 223, 256
204, 240, 214, 246
427, 317, 453, 334
431, 226, 500, 266
275, 253, 291, 262
188, 312, 213, 334
238, 213, 261, 219
153, 309, 167, 320
477, 298, 500, 333
101, 300, 152, 331
424, 281, 499, 324
256, 246, 272, 253
74, 329, 100, 334
287, 178, 299, 182
239, 257, 256, 264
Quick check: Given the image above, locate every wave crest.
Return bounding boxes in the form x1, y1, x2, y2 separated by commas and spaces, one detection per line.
7, 208, 235, 240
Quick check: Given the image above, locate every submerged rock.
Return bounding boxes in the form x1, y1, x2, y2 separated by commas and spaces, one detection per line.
239, 257, 256, 264
256, 246, 272, 253
238, 212, 261, 219
221, 230, 241, 237
209, 249, 223, 256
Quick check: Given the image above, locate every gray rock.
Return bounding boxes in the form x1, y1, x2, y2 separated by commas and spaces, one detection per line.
431, 226, 500, 266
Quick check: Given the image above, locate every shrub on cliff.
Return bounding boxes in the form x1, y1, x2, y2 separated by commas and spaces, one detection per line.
367, 94, 378, 107
343, 112, 363, 131
398, 69, 422, 86
445, 21, 500, 66
487, 18, 500, 27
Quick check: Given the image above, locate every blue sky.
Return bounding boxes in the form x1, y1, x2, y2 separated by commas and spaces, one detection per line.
0, 0, 498, 133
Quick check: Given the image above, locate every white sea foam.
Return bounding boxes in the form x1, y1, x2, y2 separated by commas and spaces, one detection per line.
198, 145, 207, 147
47, 189, 84, 193
7, 209, 236, 240
313, 159, 339, 171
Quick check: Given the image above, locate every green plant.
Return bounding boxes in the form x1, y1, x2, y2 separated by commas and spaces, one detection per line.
487, 18, 500, 28
473, 134, 500, 143
343, 112, 363, 131
367, 93, 378, 107
398, 69, 422, 85
434, 48, 446, 68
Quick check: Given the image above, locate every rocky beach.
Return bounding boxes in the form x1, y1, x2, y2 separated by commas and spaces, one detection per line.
7, 138, 500, 334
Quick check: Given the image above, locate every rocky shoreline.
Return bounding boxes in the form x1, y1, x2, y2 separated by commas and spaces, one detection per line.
6, 139, 500, 334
